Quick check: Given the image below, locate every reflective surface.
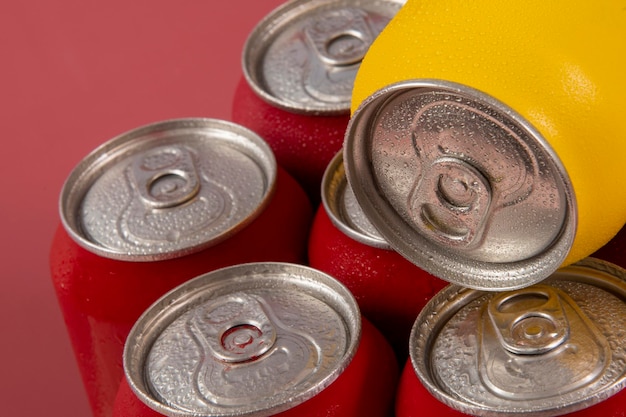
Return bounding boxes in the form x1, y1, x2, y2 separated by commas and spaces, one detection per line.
345, 80, 576, 290
410, 258, 626, 416
243, 0, 405, 114
61, 119, 275, 261
125, 263, 360, 417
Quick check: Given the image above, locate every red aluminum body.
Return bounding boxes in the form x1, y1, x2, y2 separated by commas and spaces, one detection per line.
233, 0, 404, 205
396, 359, 626, 417
51, 150, 312, 417
308, 203, 447, 361
113, 317, 398, 417
232, 77, 348, 205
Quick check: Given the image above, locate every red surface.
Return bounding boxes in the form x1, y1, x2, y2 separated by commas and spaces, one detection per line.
232, 77, 350, 206
1, 1, 285, 416
396, 358, 626, 416
50, 166, 312, 417
308, 204, 447, 362
395, 361, 468, 417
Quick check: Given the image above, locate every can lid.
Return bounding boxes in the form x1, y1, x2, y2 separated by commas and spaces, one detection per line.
124, 262, 361, 417
242, 0, 405, 115
344, 79, 577, 290
60, 118, 276, 261
322, 150, 390, 249
410, 258, 626, 416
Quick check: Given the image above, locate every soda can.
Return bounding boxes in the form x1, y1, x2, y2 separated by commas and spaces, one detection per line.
396, 257, 626, 417
49, 118, 313, 417
592, 224, 626, 269
346, 0, 626, 288
117, 262, 399, 417
232, 0, 405, 204
308, 150, 446, 360
344, 79, 576, 291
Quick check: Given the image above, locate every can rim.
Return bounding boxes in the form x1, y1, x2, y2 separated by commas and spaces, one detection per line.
123, 262, 362, 417
59, 118, 277, 262
241, 0, 406, 116
321, 150, 391, 249
409, 257, 626, 416
343, 78, 578, 291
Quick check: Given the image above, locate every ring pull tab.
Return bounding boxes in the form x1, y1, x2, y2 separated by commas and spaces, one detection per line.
131, 145, 200, 209
187, 293, 321, 407
411, 156, 492, 248
304, 8, 372, 67
302, 8, 373, 103
190, 293, 276, 363
479, 284, 610, 400
487, 285, 569, 355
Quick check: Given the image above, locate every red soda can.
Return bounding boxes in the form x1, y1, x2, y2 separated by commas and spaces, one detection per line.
116, 262, 399, 417
232, 0, 405, 204
50, 118, 313, 417
308, 150, 446, 360
397, 258, 626, 417
114, 379, 160, 417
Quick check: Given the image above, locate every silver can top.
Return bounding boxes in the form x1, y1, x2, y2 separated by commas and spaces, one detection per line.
60, 118, 276, 261
124, 262, 361, 417
344, 79, 577, 290
322, 150, 390, 249
410, 258, 626, 416
242, 0, 405, 115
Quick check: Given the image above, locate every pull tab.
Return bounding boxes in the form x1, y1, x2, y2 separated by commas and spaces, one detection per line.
187, 292, 321, 407
479, 285, 610, 400
302, 8, 373, 103
131, 145, 200, 209
190, 293, 276, 363
412, 156, 492, 247
304, 8, 372, 67
488, 285, 569, 354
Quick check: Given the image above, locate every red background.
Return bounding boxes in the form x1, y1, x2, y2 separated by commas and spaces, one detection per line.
1, 1, 285, 415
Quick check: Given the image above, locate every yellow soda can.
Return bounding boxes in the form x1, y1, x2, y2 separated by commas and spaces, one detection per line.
344, 0, 626, 290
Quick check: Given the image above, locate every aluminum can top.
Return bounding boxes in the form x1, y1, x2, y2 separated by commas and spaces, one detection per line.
343, 79, 577, 290
409, 258, 626, 416
123, 262, 361, 417
242, 0, 405, 116
60, 118, 276, 262
322, 150, 390, 249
